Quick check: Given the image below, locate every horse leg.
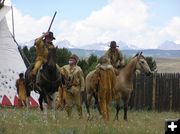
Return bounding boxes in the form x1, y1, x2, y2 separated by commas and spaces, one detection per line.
94, 93, 101, 115
38, 94, 43, 111
42, 96, 48, 118
26, 89, 31, 111
52, 92, 57, 119
86, 93, 95, 121
123, 98, 128, 121
83, 90, 90, 116
40, 91, 48, 118
86, 92, 92, 116
114, 100, 121, 121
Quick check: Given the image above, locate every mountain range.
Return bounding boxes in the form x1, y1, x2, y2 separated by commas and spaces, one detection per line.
158, 40, 180, 50
19, 40, 180, 58
56, 40, 139, 50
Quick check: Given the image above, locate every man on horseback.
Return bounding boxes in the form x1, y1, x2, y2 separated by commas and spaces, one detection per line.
31, 31, 55, 81
60, 54, 85, 118
105, 41, 124, 69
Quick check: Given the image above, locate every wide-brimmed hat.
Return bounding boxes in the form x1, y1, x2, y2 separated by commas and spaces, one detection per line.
45, 31, 56, 40
69, 54, 79, 62
110, 41, 119, 48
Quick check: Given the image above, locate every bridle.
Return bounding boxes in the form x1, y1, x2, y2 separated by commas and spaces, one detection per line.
136, 56, 147, 73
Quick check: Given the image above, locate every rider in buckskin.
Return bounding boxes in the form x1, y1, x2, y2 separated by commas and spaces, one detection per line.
31, 31, 55, 81
105, 41, 125, 69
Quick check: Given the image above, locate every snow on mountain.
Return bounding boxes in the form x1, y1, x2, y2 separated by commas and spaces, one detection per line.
55, 40, 75, 48
117, 41, 138, 50
158, 40, 180, 50
78, 41, 138, 50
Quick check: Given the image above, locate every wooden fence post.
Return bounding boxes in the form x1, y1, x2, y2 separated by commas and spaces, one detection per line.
152, 73, 156, 111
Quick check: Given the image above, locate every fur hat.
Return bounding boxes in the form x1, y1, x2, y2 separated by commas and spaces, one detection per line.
98, 55, 110, 64
69, 54, 79, 62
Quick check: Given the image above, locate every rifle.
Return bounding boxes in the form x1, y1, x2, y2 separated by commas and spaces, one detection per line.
47, 11, 57, 32
43, 11, 57, 48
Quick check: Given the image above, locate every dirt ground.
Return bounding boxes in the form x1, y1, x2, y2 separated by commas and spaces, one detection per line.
154, 57, 180, 73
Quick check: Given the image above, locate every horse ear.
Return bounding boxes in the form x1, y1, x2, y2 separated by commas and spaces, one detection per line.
140, 52, 143, 55
137, 52, 141, 59
135, 52, 139, 57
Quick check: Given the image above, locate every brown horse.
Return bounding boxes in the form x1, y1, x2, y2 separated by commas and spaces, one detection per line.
114, 52, 152, 121
25, 48, 63, 118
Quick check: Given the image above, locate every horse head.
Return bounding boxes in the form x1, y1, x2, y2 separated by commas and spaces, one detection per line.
46, 47, 57, 70
135, 52, 152, 76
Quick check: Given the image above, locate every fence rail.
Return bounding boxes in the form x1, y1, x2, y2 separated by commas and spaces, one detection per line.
129, 73, 180, 111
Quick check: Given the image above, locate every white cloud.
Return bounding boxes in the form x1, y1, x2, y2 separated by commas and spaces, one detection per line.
6, 6, 51, 43
4, 0, 180, 49
160, 17, 180, 44
57, 0, 149, 47
57, 0, 180, 49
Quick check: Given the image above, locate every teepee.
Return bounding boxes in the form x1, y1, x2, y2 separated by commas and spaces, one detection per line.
0, 5, 39, 107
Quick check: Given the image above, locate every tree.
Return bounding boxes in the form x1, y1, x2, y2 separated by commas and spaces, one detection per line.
145, 56, 157, 72
57, 48, 72, 66
22, 46, 35, 64
85, 62, 98, 76
22, 46, 31, 62
87, 54, 98, 66
28, 46, 36, 63
78, 59, 88, 74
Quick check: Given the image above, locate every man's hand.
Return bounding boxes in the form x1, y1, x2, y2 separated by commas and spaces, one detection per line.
42, 32, 49, 37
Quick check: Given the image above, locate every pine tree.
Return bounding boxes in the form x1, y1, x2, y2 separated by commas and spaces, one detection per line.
145, 56, 157, 72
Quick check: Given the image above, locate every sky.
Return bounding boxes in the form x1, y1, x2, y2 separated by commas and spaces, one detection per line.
4, 0, 180, 49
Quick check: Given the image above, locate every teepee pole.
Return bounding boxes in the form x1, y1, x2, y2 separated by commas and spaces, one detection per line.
11, 5, 15, 38
11, 5, 30, 68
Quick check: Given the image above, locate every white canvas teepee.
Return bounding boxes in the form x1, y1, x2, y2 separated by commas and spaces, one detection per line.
0, 5, 39, 107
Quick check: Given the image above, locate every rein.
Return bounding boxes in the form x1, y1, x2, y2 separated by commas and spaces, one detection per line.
41, 70, 61, 85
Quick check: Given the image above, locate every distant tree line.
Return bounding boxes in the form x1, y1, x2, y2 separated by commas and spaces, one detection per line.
21, 46, 157, 76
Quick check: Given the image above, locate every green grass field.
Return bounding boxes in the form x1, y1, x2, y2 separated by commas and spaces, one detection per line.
0, 107, 179, 134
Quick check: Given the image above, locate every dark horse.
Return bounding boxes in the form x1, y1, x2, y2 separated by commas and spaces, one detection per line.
25, 47, 62, 117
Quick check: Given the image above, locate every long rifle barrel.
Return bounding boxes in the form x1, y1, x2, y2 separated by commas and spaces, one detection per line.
47, 11, 57, 32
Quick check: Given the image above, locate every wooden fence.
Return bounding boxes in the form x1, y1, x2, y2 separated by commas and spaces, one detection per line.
129, 73, 180, 111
